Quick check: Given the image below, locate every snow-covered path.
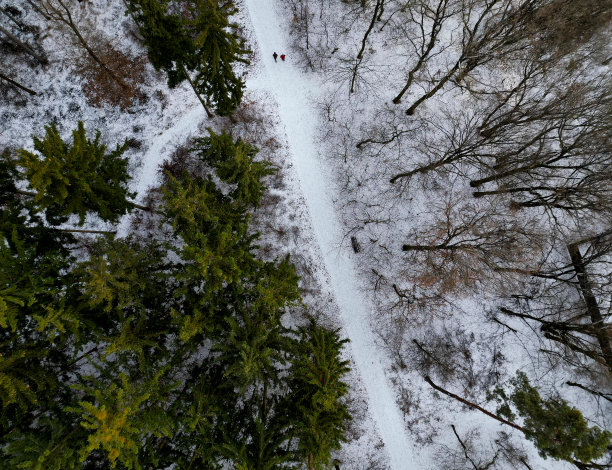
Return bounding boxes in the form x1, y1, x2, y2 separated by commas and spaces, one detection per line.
117, 103, 203, 236
244, 1, 425, 468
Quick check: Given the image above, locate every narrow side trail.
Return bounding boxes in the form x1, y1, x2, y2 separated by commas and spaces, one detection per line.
244, 1, 425, 468
117, 104, 203, 236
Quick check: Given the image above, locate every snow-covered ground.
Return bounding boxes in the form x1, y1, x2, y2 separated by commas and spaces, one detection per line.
243, 0, 427, 468
3, 1, 609, 468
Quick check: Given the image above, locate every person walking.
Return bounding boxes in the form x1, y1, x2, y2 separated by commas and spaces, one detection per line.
280, 54, 286, 61
273, 52, 278, 62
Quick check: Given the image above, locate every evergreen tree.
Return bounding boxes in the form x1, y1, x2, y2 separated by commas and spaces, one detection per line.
492, 372, 612, 464
15, 122, 134, 225
126, 0, 250, 115
195, 129, 276, 207
125, 0, 195, 87
288, 320, 351, 469
1, 127, 353, 469
69, 371, 175, 470
186, 0, 250, 116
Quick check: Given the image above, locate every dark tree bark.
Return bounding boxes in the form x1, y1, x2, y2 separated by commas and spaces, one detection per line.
1, 6, 27, 30
357, 0, 382, 60
180, 63, 214, 118
0, 24, 48, 64
565, 381, 612, 404
393, 0, 453, 104
39, 0, 127, 87
350, 0, 383, 93
0, 71, 37, 95
424, 376, 527, 432
567, 243, 612, 372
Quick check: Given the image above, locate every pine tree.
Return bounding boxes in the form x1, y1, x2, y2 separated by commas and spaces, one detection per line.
195, 129, 276, 207
126, 0, 250, 115
288, 320, 351, 469
15, 122, 134, 225
492, 372, 612, 464
186, 0, 250, 116
125, 0, 195, 87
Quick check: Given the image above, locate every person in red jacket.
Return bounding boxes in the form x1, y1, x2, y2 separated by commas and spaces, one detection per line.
273, 52, 278, 62
280, 54, 286, 61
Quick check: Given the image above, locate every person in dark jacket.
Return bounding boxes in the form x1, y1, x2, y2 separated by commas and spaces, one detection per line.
273, 52, 278, 62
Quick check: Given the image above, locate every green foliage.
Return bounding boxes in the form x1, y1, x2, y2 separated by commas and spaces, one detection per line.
0, 350, 38, 409
187, 0, 250, 115
15, 122, 133, 225
3, 417, 81, 470
71, 371, 175, 469
217, 414, 294, 470
126, 0, 194, 87
195, 129, 276, 207
162, 173, 255, 299
493, 372, 612, 463
74, 236, 170, 361
1, 125, 352, 469
288, 320, 351, 468
127, 0, 250, 115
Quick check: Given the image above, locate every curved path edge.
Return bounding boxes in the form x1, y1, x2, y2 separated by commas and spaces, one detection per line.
243, 1, 425, 468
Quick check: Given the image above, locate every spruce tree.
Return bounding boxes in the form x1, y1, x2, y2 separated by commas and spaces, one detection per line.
195, 129, 275, 207
126, 0, 250, 115
288, 320, 351, 469
1, 126, 353, 469
15, 122, 134, 225
186, 0, 250, 116
125, 0, 195, 87
492, 372, 612, 464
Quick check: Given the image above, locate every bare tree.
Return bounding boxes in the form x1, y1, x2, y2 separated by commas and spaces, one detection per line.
36, 0, 128, 88
400, 195, 547, 285
350, 0, 384, 93
0, 21, 48, 64
499, 231, 612, 375
0, 71, 37, 95
402, 0, 539, 115
391, 0, 456, 103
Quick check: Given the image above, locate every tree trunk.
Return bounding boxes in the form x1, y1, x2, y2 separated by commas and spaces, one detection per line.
44, 0, 127, 87
0, 72, 37, 95
469, 136, 570, 188
357, 0, 382, 60
130, 201, 151, 212
56, 228, 117, 234
402, 243, 461, 251
0, 24, 48, 64
567, 243, 612, 372
1, 6, 27, 30
389, 150, 465, 183
405, 60, 460, 115
392, 0, 447, 104
472, 186, 554, 198
308, 453, 314, 470
15, 189, 38, 197
15, 189, 152, 213
565, 381, 612, 404
350, 0, 382, 94
27, 0, 51, 19
424, 376, 527, 433
180, 63, 214, 118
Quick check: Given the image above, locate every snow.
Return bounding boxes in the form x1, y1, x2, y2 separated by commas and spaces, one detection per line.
117, 102, 205, 236
243, 0, 427, 468
4, 1, 609, 467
